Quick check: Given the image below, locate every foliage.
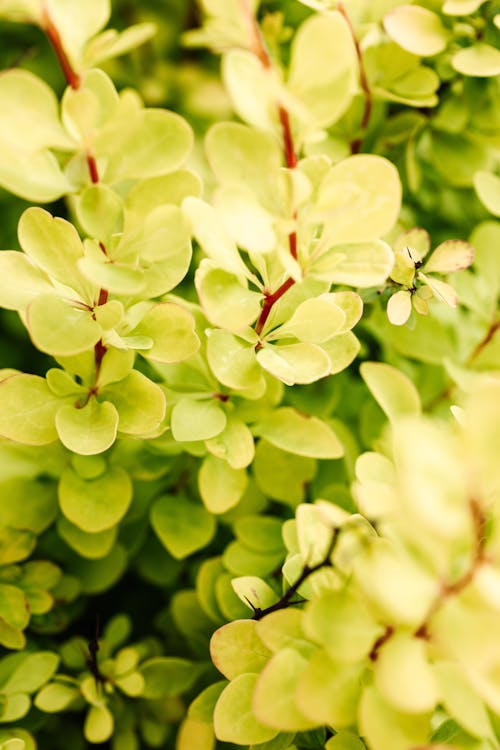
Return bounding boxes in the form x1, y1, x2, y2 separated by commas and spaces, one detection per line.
0, 0, 499, 749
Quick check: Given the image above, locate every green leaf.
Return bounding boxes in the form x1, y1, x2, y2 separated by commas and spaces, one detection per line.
177, 718, 215, 750
58, 464, 132, 532
296, 651, 362, 727
253, 440, 316, 505
141, 657, 202, 699
231, 577, 279, 612
359, 685, 431, 750
312, 241, 394, 288
321, 332, 360, 374
452, 43, 500, 77
375, 632, 438, 713
0, 694, 30, 723
0, 479, 57, 534
254, 649, 317, 732
206, 416, 255, 469
196, 263, 262, 331
474, 172, 500, 217
254, 407, 343, 459
103, 370, 166, 436
0, 585, 29, 630
360, 362, 421, 422
55, 399, 119, 455
198, 455, 248, 513
387, 290, 412, 326
18, 208, 91, 299
304, 589, 383, 663
35, 682, 79, 713
0, 528, 35, 566
171, 398, 226, 442
275, 295, 346, 344
313, 156, 401, 245
257, 343, 331, 386
1, 652, 59, 694
151, 493, 216, 559
84, 704, 114, 744
83, 22, 157, 67
76, 183, 124, 241
57, 518, 117, 559
383, 5, 449, 56
107, 109, 193, 181
205, 123, 282, 208
287, 11, 356, 132
206, 331, 264, 393
45, 0, 111, 61
434, 661, 494, 739
0, 252, 52, 312
132, 303, 200, 363
0, 374, 60, 446
71, 543, 127, 594
210, 620, 272, 679
27, 295, 101, 356
214, 673, 278, 745
0, 69, 71, 152
0, 145, 73, 203
325, 732, 366, 749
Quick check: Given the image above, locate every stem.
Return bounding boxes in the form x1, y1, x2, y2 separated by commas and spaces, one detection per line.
251, 530, 339, 621
87, 153, 100, 184
467, 318, 500, 364
41, 7, 80, 90
337, 2, 373, 154
254, 276, 296, 338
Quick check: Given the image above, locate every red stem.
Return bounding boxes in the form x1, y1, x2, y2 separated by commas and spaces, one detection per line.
87, 153, 100, 184
337, 2, 373, 154
42, 9, 80, 90
255, 277, 296, 338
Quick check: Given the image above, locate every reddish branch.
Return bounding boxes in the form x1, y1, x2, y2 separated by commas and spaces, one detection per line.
240, 0, 299, 335
337, 2, 373, 154
467, 318, 500, 364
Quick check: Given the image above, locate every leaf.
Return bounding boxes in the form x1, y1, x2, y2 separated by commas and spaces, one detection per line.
1, 652, 59, 694
57, 518, 117, 559
434, 661, 494, 739
196, 263, 262, 331
231, 577, 279, 612
206, 416, 255, 469
312, 240, 394, 288
132, 303, 200, 363
18, 208, 90, 298
0, 585, 29, 630
425, 239, 474, 273
0, 252, 52, 312
107, 109, 193, 181
177, 718, 215, 750
210, 621, 272, 680
0, 145, 72, 203
321, 332, 360, 374
452, 43, 500, 77
0, 69, 72, 152
0, 694, 30, 723
222, 50, 278, 133
0, 527, 35, 566
206, 331, 264, 393
359, 685, 431, 750
254, 407, 343, 459
383, 5, 449, 56
360, 362, 421, 421
214, 674, 278, 745
27, 295, 101, 356
304, 588, 383, 663
214, 185, 277, 255
325, 732, 366, 750
76, 183, 124, 241
474, 172, 500, 217
83, 22, 157, 67
84, 704, 114, 744
141, 657, 202, 699
256, 343, 331, 385
198, 455, 248, 514
296, 651, 362, 727
35, 682, 80, 713
0, 374, 60, 445
103, 370, 166, 435
387, 290, 412, 326
151, 493, 216, 559
171, 398, 227, 442
254, 649, 317, 732
58, 464, 132, 532
419, 273, 457, 306
253, 440, 316, 505
55, 399, 119, 455
287, 11, 357, 132
275, 295, 346, 344
375, 632, 438, 713
313, 156, 401, 245
45, 0, 111, 62
0, 479, 57, 534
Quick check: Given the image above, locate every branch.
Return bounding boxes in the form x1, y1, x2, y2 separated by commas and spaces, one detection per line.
251, 529, 340, 621
337, 2, 373, 154
467, 318, 500, 365
41, 6, 80, 90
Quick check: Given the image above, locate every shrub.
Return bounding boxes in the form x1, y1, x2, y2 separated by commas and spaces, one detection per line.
0, 1, 499, 749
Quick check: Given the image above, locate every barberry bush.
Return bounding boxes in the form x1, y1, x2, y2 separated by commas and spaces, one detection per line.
0, 1, 499, 749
